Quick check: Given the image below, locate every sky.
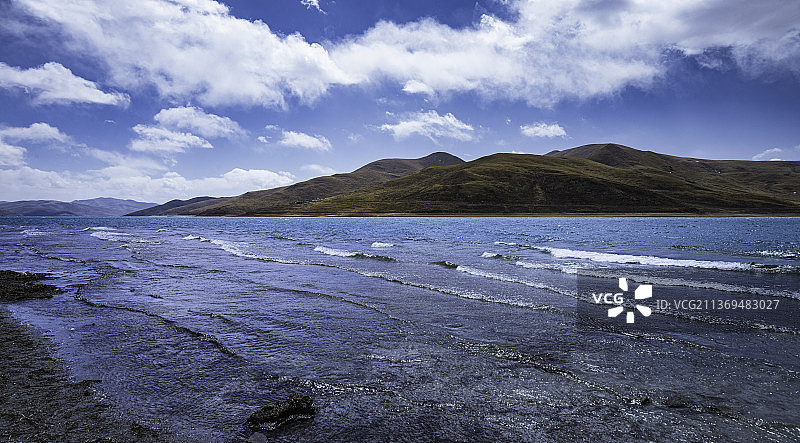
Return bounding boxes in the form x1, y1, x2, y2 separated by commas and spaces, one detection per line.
1, 0, 799, 203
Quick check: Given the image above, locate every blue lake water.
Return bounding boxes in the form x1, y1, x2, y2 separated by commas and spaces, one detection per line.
1, 216, 799, 441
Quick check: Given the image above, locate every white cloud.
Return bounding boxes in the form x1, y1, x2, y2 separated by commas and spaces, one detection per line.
402, 80, 435, 96
10, 0, 800, 109
520, 122, 566, 138
0, 142, 26, 167
347, 133, 363, 143
0, 122, 70, 143
0, 123, 72, 167
129, 125, 212, 153
153, 106, 244, 138
0, 164, 295, 202
13, 0, 351, 108
300, 0, 325, 14
301, 164, 336, 175
751, 147, 784, 161
332, 1, 800, 106
0, 62, 129, 106
279, 131, 332, 151
257, 136, 270, 143
84, 148, 167, 172
380, 110, 474, 143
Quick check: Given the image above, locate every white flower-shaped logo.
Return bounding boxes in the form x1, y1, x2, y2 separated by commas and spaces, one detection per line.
608, 278, 652, 323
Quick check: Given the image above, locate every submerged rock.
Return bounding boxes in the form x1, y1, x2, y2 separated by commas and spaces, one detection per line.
245, 394, 314, 430
0, 270, 61, 301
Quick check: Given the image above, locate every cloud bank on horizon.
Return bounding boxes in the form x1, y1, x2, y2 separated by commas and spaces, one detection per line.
0, 0, 798, 202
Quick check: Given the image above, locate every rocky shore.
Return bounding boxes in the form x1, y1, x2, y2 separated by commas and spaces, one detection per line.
0, 270, 169, 442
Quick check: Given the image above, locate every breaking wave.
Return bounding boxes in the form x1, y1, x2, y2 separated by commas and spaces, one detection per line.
530, 245, 797, 273
314, 246, 396, 262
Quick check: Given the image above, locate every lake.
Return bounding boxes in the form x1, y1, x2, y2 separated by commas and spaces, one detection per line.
2, 216, 798, 441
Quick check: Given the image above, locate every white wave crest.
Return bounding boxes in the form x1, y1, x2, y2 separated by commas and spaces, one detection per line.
515, 260, 578, 274
90, 231, 131, 241
371, 242, 394, 248
532, 246, 753, 271
455, 265, 570, 296
755, 250, 799, 260
314, 246, 358, 257
21, 229, 48, 237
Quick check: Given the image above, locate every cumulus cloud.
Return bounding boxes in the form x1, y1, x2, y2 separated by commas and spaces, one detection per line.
300, 0, 325, 14
0, 62, 129, 106
0, 164, 295, 202
153, 106, 245, 138
0, 123, 72, 167
402, 80, 435, 96
279, 131, 332, 151
129, 125, 212, 153
0, 142, 26, 167
520, 122, 566, 138
301, 164, 336, 175
751, 147, 784, 161
0, 122, 70, 143
380, 110, 474, 142
10, 0, 800, 108
13, 0, 351, 108
331, 1, 800, 106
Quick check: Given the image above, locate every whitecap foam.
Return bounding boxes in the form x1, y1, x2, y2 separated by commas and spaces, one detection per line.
481, 252, 501, 258
315, 246, 358, 257
348, 268, 559, 311
371, 242, 394, 248
314, 245, 396, 262
494, 241, 525, 247
579, 270, 800, 301
89, 226, 117, 231
455, 265, 572, 296
754, 250, 799, 260
21, 228, 48, 237
515, 260, 578, 274
90, 231, 131, 241
90, 230, 154, 243
532, 246, 756, 271
195, 237, 304, 265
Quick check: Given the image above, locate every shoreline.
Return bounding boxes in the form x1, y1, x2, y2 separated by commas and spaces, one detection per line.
0, 271, 170, 442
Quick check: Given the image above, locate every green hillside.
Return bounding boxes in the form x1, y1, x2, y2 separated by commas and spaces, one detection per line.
130, 152, 464, 216
274, 147, 800, 216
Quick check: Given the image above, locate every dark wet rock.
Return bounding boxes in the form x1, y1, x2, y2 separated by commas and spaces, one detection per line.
246, 432, 268, 443
245, 394, 314, 430
0, 270, 61, 301
665, 395, 690, 408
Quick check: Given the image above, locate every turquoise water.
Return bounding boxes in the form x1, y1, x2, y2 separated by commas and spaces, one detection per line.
1, 216, 799, 441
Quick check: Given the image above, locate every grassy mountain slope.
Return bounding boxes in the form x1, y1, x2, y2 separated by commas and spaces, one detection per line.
279, 150, 800, 215
182, 152, 465, 216
546, 143, 800, 203
127, 152, 463, 216
127, 196, 220, 216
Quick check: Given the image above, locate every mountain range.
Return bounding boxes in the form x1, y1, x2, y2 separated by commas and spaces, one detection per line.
128, 152, 464, 216
0, 198, 156, 216
4, 144, 797, 217
129, 144, 800, 216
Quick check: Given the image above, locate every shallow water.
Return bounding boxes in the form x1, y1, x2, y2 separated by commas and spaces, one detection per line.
2, 216, 799, 441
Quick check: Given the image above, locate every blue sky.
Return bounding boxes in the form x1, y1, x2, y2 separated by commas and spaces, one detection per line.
1, 0, 799, 203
